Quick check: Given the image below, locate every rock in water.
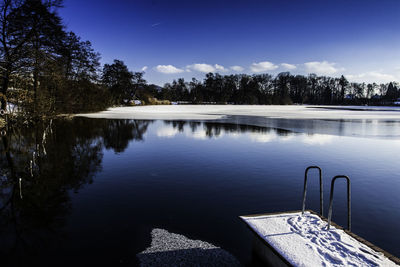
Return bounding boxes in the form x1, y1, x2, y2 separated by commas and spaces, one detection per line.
137, 228, 242, 267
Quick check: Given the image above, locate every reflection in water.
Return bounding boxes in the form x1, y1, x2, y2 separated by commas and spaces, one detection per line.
0, 118, 299, 265
103, 120, 151, 153
217, 115, 400, 139
0, 119, 151, 265
160, 120, 338, 145
162, 120, 292, 140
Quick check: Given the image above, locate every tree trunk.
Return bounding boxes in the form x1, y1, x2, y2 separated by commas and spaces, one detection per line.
1, 71, 9, 110
33, 68, 38, 113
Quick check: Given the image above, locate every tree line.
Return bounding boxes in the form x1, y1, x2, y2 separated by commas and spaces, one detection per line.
158, 73, 400, 105
1, 0, 399, 122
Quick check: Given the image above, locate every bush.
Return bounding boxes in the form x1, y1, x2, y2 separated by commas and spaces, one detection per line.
0, 118, 5, 128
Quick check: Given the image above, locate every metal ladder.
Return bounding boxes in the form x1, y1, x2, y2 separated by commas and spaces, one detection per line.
301, 167, 351, 231
327, 175, 351, 231
302, 166, 323, 216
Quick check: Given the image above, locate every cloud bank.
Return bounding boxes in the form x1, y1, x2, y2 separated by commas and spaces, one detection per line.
281, 63, 296, 70
250, 61, 279, 73
150, 61, 398, 84
155, 65, 184, 74
186, 63, 228, 73
346, 72, 396, 83
304, 61, 344, 75
230, 65, 244, 71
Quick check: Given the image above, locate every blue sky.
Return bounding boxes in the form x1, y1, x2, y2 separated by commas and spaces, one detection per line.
60, 0, 400, 85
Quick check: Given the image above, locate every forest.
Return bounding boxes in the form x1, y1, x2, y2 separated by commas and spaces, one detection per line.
1, 0, 399, 124
156, 73, 399, 105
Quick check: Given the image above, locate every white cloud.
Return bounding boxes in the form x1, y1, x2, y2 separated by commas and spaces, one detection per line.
151, 22, 161, 27
155, 65, 184, 74
281, 63, 296, 70
141, 66, 148, 72
304, 61, 344, 75
250, 61, 279, 73
187, 63, 215, 73
186, 63, 228, 73
214, 64, 228, 72
346, 72, 397, 83
231, 65, 244, 72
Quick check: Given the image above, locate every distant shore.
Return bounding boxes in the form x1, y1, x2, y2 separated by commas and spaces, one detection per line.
76, 105, 400, 121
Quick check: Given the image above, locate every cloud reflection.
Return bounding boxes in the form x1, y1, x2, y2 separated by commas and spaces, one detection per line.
248, 131, 278, 143
156, 126, 180, 138
158, 120, 339, 146
301, 134, 334, 145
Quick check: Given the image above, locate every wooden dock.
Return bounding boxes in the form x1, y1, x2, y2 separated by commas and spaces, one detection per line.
240, 210, 400, 267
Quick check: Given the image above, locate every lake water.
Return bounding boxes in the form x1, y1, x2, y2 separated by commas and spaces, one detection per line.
1, 116, 400, 266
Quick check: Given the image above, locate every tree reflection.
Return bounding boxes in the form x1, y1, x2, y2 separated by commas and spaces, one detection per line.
0, 118, 287, 265
164, 120, 292, 138
0, 118, 152, 265
102, 119, 151, 153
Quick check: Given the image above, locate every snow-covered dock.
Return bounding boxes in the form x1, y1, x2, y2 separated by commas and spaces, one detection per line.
240, 211, 400, 267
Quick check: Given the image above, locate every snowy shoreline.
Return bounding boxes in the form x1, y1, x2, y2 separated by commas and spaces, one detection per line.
76, 105, 400, 121
74, 105, 400, 139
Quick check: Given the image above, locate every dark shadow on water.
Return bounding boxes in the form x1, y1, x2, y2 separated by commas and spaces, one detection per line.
0, 118, 153, 266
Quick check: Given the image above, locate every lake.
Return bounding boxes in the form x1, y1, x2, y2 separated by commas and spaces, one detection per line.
1, 114, 400, 266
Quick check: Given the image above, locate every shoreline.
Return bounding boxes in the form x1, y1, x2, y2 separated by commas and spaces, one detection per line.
76, 105, 400, 121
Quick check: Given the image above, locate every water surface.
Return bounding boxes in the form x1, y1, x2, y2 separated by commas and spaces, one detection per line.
1, 117, 400, 266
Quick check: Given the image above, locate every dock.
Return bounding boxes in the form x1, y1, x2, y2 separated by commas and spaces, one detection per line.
240, 166, 400, 266
240, 210, 400, 266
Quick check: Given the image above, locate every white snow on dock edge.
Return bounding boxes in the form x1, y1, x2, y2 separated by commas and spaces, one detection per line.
241, 212, 397, 267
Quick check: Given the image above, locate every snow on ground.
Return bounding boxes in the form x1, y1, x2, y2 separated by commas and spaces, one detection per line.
241, 212, 398, 267
77, 105, 400, 121
136, 228, 241, 267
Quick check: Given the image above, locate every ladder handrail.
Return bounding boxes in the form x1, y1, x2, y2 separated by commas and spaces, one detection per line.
327, 175, 351, 231
302, 166, 323, 216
